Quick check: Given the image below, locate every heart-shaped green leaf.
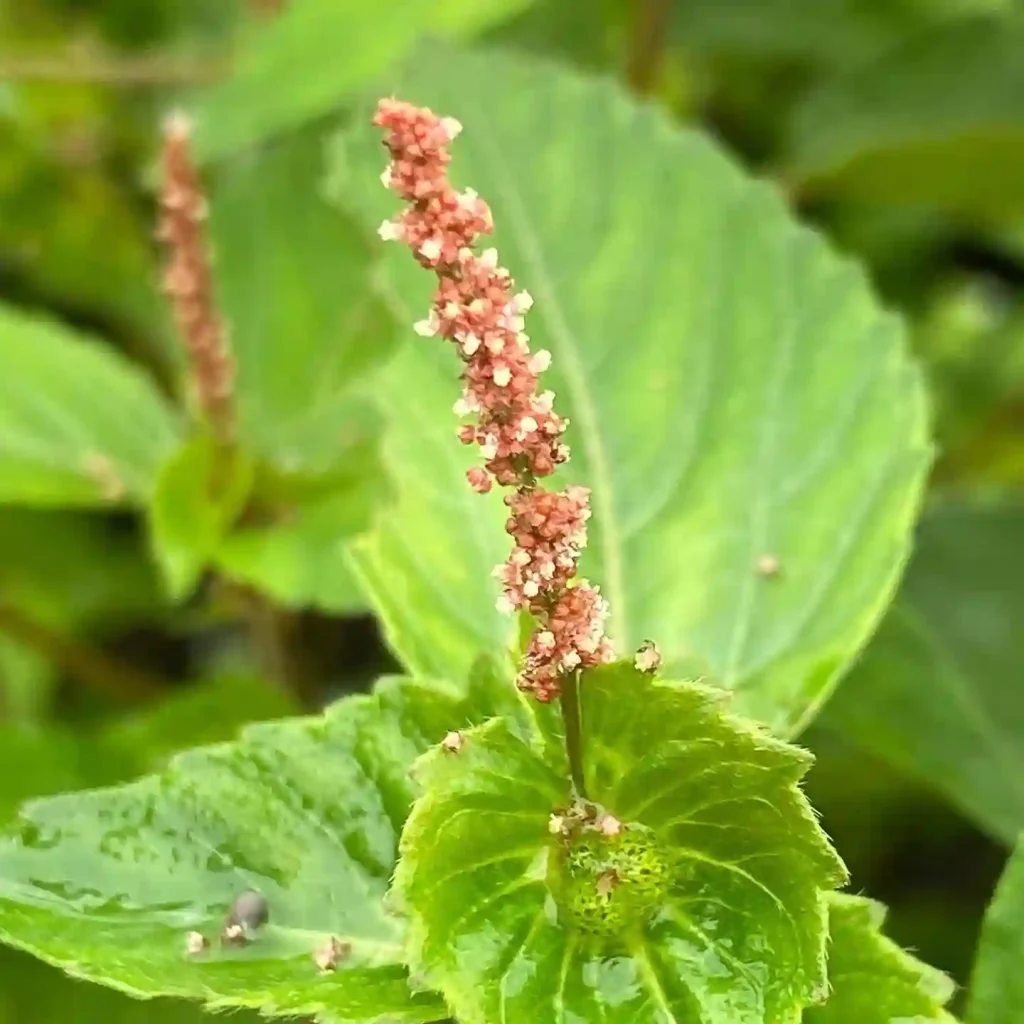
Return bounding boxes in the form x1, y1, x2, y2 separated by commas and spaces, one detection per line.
806, 895, 955, 1023
968, 837, 1024, 1024
0, 306, 182, 507
332, 44, 930, 735
0, 676, 478, 1022
396, 661, 847, 1023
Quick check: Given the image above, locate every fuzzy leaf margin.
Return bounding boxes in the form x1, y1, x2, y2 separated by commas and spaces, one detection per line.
395, 661, 847, 1024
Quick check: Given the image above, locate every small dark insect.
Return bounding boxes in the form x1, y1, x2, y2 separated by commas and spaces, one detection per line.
222, 890, 269, 945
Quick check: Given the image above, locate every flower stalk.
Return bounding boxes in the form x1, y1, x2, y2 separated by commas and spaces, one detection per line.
158, 111, 235, 444
373, 99, 614, 709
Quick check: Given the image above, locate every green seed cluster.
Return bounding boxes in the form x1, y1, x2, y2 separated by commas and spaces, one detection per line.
552, 824, 672, 939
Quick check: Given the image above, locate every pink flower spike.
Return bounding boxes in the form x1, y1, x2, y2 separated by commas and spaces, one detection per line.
374, 98, 614, 702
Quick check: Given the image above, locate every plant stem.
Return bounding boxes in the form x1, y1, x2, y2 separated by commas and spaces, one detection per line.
0, 601, 166, 702
560, 670, 588, 800
626, 0, 673, 95
0, 54, 224, 85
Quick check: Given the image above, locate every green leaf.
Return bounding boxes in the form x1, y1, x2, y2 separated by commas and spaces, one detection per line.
96, 674, 298, 780
191, 0, 536, 162
969, 836, 1024, 1023
148, 436, 255, 601
0, 509, 164, 631
209, 128, 396, 478
0, 305, 181, 507
396, 661, 846, 1023
0, 676, 298, 823
333, 45, 930, 734
806, 894, 955, 1023
786, 13, 1024, 216
215, 490, 376, 615
0, 725, 85, 823
0, 674, 482, 1022
671, 0, 915, 66
825, 499, 1024, 844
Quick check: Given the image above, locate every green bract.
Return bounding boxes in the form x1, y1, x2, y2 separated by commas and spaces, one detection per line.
333, 44, 930, 735
396, 661, 847, 1023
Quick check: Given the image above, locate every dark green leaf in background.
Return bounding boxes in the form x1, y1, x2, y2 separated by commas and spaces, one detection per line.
806, 894, 956, 1023
334, 45, 930, 735
0, 305, 182, 507
968, 836, 1024, 1024
209, 128, 396, 479
214, 489, 376, 616
787, 13, 1024, 216
397, 662, 846, 1024
0, 944, 227, 1024
826, 499, 1024, 845
191, 0, 539, 162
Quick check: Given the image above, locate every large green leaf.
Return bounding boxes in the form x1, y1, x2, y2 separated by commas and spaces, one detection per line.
806, 895, 955, 1023
397, 661, 846, 1024
825, 499, 1024, 844
786, 13, 1024, 216
333, 45, 930, 734
209, 128, 396, 478
0, 675, 478, 1022
0, 678, 295, 1024
0, 306, 182, 507
191, 0, 538, 161
968, 837, 1024, 1023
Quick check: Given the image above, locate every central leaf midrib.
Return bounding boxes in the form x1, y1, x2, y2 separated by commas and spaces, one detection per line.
458, 89, 628, 647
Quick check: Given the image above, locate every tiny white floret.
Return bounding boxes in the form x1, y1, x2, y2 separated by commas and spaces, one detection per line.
440, 116, 463, 140
419, 238, 442, 261
529, 350, 552, 374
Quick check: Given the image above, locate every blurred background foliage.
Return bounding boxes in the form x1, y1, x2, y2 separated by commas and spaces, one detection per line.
0, 0, 1022, 1018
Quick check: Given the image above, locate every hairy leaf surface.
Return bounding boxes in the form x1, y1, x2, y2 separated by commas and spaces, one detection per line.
396, 662, 846, 1023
